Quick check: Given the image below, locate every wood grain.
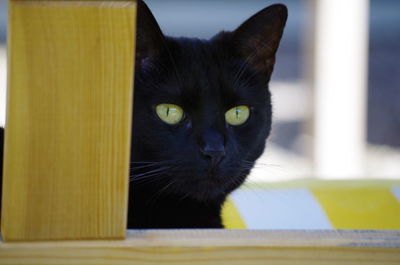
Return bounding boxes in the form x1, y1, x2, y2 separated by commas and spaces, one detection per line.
1, 0, 136, 241
0, 230, 399, 264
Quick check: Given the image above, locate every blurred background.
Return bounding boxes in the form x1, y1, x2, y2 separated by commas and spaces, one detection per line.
0, 0, 399, 181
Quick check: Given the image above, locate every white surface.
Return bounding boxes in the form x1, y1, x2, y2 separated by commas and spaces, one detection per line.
248, 143, 312, 182
270, 82, 311, 122
313, 0, 369, 178
231, 188, 332, 229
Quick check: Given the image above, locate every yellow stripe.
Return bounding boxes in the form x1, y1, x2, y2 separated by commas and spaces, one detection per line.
222, 198, 247, 229
311, 187, 400, 229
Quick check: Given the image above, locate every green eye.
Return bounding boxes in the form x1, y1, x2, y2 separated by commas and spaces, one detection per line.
225, 105, 250, 126
155, 104, 184, 125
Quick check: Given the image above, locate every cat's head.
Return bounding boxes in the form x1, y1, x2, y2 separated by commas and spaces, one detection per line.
131, 0, 287, 201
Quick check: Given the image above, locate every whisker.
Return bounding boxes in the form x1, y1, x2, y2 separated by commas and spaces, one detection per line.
130, 171, 169, 183
146, 179, 178, 207
132, 166, 171, 178
130, 161, 169, 165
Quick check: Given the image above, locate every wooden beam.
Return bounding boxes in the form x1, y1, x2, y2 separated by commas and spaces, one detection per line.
0, 230, 399, 264
1, 0, 136, 241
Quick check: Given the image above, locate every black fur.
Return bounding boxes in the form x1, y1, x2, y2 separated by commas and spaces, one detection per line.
0, 1, 287, 229
128, 1, 287, 228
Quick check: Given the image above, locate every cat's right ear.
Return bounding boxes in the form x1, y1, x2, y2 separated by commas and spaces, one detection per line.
232, 4, 287, 76
136, 0, 165, 68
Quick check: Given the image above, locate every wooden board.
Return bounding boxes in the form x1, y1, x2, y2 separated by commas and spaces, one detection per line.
1, 0, 136, 241
0, 230, 399, 264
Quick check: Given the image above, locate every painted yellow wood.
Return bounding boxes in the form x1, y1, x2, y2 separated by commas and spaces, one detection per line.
1, 0, 136, 241
311, 186, 400, 229
0, 230, 399, 264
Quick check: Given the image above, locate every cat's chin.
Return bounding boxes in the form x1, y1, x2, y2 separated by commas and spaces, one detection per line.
182, 185, 227, 202
174, 173, 246, 202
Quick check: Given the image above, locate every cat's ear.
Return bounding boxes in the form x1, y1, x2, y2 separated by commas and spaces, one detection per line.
232, 4, 287, 75
136, 0, 165, 68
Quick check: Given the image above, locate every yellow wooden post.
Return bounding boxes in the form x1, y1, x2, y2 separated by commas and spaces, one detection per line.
1, 0, 136, 241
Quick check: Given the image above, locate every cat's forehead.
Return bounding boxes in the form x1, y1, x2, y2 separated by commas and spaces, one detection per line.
142, 36, 265, 109
166, 38, 238, 93
171, 38, 228, 70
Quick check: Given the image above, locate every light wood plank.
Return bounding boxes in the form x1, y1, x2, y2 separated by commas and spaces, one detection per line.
0, 230, 399, 264
2, 0, 136, 241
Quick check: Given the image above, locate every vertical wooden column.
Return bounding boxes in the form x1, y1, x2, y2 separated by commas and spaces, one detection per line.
2, 0, 136, 241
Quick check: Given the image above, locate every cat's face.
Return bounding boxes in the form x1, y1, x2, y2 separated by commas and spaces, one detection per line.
131, 0, 287, 201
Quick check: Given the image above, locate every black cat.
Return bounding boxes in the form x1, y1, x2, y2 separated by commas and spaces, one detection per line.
127, 1, 287, 228
0, 0, 287, 229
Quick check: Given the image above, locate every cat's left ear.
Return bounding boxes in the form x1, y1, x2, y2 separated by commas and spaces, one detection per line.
136, 0, 165, 69
232, 4, 287, 75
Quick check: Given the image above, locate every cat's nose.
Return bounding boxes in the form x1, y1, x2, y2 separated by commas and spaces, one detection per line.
200, 130, 225, 166
202, 148, 226, 166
